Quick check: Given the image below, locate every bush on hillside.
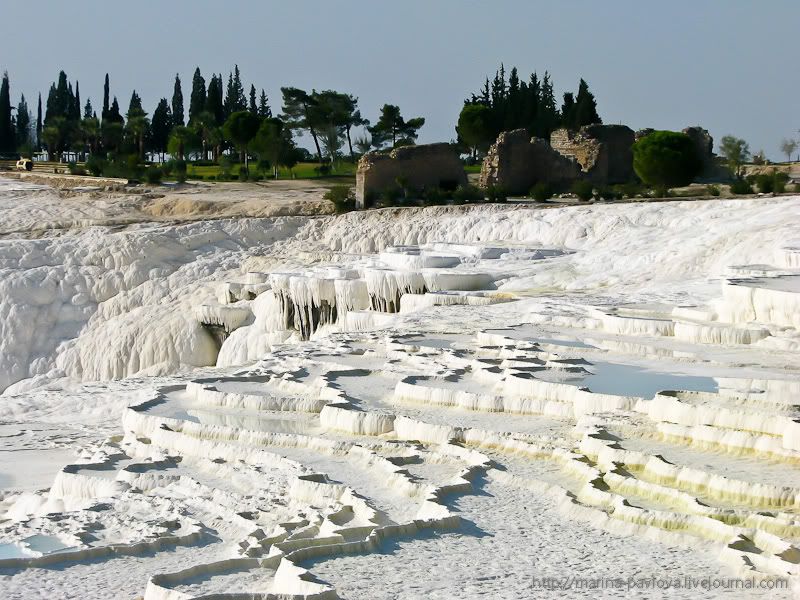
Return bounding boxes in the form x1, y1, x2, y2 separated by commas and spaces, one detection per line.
755, 174, 773, 193
729, 178, 753, 195
452, 184, 484, 203
67, 161, 86, 176
529, 182, 552, 202
632, 130, 702, 188
174, 159, 187, 183
86, 155, 106, 177
324, 185, 356, 213
571, 180, 594, 201
485, 184, 508, 202
774, 172, 789, 193
145, 166, 163, 184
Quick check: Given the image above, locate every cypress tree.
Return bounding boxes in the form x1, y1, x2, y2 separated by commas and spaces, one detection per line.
561, 92, 576, 130
84, 98, 93, 119
150, 98, 172, 159
172, 74, 185, 126
188, 67, 206, 124
102, 73, 110, 121
206, 74, 224, 125
0, 73, 13, 153
16, 94, 30, 148
36, 93, 42, 150
74, 81, 81, 122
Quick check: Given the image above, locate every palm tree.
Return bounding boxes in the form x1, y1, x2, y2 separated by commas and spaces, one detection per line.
80, 116, 100, 156
126, 115, 149, 161
168, 125, 195, 161
192, 111, 218, 161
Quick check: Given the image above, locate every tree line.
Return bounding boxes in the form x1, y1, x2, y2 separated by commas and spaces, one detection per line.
0, 67, 426, 173
457, 64, 601, 157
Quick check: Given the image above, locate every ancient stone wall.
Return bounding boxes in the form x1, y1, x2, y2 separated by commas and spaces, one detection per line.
550, 124, 635, 184
355, 144, 467, 208
479, 129, 580, 195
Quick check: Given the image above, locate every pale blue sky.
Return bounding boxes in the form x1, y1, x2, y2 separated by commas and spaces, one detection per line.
1, 0, 797, 158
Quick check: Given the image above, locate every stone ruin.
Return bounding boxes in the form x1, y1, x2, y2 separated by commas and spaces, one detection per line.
478, 125, 636, 195
354, 124, 716, 208
478, 129, 581, 195
549, 124, 636, 184
355, 143, 467, 209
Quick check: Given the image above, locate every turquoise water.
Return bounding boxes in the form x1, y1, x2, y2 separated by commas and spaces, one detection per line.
581, 362, 718, 399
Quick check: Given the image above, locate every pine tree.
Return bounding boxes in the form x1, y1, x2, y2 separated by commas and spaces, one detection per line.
127, 90, 144, 118
573, 78, 602, 128
534, 71, 559, 138
107, 97, 123, 123
172, 74, 185, 126
224, 65, 246, 117
0, 73, 14, 153
249, 85, 257, 115
102, 73, 110, 121
188, 67, 206, 124
258, 89, 271, 118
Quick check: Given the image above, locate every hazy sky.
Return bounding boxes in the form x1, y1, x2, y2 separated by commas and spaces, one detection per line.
1, 1, 797, 158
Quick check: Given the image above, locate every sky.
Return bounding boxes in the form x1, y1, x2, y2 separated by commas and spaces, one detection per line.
1, 0, 797, 158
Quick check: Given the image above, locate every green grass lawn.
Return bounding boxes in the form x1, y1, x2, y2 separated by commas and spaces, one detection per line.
464, 164, 482, 174
186, 161, 357, 181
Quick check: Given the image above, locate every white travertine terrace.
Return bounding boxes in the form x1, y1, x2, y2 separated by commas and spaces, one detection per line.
2, 190, 800, 598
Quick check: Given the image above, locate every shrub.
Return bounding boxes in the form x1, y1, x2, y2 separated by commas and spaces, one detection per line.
324, 185, 356, 213
571, 180, 594, 201
145, 166, 163, 184
250, 174, 263, 182
256, 159, 270, 177
485, 185, 508, 202
86, 155, 106, 177
439, 179, 460, 192
453, 184, 484, 203
706, 184, 720, 196
632, 130, 702, 188
652, 185, 671, 198
67, 161, 86, 176
378, 186, 402, 206
229, 174, 239, 181
174, 159, 187, 183
422, 186, 447, 206
729, 178, 753, 195
598, 186, 621, 201
161, 161, 174, 177
755, 174, 774, 194
529, 182, 552, 202
613, 181, 645, 199
774, 172, 789, 194
315, 164, 332, 177
219, 156, 233, 177
206, 174, 216, 181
